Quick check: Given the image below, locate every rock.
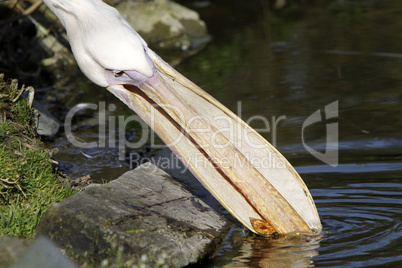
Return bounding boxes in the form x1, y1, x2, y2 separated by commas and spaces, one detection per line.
0, 236, 28, 267
36, 163, 230, 267
11, 237, 76, 268
0, 236, 75, 268
148, 146, 224, 212
33, 100, 60, 139
116, 0, 210, 50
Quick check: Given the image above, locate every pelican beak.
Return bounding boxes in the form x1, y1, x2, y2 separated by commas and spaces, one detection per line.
107, 48, 322, 236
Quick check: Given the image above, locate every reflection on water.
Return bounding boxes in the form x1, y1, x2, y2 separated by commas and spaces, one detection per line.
47, 0, 402, 266
222, 233, 321, 267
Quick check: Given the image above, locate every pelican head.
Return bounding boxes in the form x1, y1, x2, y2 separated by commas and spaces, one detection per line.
43, 0, 322, 236
43, 0, 154, 87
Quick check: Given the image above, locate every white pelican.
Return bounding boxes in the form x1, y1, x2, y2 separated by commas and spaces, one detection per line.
42, 0, 321, 236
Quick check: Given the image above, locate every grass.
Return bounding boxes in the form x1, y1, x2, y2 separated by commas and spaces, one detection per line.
0, 73, 75, 239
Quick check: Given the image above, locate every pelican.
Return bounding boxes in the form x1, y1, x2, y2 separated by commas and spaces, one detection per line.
42, 0, 321, 236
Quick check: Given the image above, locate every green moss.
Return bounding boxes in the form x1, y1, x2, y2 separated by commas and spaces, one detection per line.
0, 74, 75, 239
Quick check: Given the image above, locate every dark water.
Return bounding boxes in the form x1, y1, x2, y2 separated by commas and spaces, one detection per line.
48, 1, 401, 267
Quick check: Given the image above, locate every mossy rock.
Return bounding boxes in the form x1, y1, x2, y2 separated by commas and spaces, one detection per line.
0, 74, 75, 239
117, 0, 209, 50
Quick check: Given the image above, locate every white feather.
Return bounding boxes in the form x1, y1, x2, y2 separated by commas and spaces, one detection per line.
43, 0, 153, 86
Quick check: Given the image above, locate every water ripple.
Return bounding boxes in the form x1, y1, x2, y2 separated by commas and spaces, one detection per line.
209, 165, 402, 267
311, 175, 402, 267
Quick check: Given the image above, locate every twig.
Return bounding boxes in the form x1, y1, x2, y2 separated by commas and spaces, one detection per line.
0, 0, 43, 26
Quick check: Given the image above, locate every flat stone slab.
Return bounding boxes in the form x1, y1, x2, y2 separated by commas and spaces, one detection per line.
36, 163, 230, 267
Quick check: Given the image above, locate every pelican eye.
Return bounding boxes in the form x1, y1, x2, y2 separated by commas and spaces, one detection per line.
114, 71, 125, 77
